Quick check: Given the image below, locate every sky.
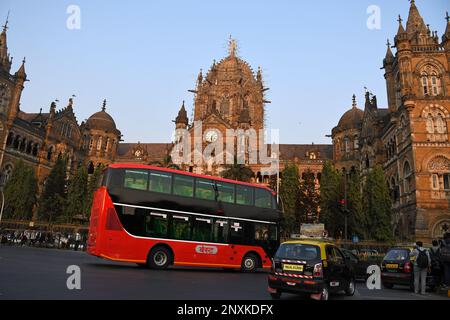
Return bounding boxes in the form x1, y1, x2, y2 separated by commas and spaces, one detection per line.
0, 0, 448, 144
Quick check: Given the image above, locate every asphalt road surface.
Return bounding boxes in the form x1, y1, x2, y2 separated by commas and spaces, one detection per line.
0, 246, 448, 300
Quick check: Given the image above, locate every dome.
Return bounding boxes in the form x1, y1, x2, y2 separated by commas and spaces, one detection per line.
337, 107, 364, 130
86, 100, 118, 133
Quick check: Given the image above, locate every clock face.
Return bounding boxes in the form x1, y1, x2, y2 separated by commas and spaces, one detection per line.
0, 83, 11, 113
205, 130, 219, 143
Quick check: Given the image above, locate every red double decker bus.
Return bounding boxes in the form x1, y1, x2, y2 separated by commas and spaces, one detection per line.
87, 163, 281, 272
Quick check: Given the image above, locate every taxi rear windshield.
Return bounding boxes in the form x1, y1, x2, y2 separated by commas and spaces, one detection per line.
384, 249, 410, 261
275, 244, 320, 261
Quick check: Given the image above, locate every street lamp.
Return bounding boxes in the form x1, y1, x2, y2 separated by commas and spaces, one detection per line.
0, 183, 4, 227
271, 151, 280, 204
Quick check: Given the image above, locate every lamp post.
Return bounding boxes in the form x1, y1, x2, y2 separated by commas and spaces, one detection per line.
271, 152, 280, 204
0, 184, 4, 227
343, 171, 348, 241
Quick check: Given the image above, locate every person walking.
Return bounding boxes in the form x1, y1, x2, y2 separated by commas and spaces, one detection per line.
410, 241, 431, 295
430, 240, 442, 289
441, 233, 450, 288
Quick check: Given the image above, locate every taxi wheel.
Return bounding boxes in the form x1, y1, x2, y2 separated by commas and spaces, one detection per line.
345, 278, 356, 296
320, 285, 330, 301
241, 253, 259, 273
270, 291, 282, 300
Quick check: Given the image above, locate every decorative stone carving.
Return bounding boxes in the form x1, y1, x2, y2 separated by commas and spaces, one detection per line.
427, 155, 450, 172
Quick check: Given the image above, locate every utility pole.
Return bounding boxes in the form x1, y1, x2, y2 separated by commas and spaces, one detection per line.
344, 172, 348, 241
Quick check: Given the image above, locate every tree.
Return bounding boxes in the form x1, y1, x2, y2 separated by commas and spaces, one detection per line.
319, 161, 343, 238
220, 157, 254, 182
64, 166, 89, 223
38, 156, 68, 223
346, 172, 366, 239
279, 163, 301, 235
298, 170, 319, 224
86, 164, 104, 216
3, 160, 38, 220
363, 165, 393, 242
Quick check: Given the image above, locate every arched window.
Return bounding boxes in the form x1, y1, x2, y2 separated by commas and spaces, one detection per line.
32, 144, 39, 157
344, 137, 350, 153
6, 132, 14, 146
353, 135, 359, 149
89, 136, 94, 150
19, 138, 27, 152
97, 136, 103, 151
435, 114, 446, 134
47, 146, 54, 161
419, 65, 442, 97
421, 75, 429, 96
431, 74, 439, 96
0, 164, 14, 186
426, 113, 434, 133
403, 161, 412, 194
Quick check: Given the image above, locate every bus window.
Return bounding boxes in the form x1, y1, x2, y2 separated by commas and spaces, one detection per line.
145, 212, 168, 237
192, 218, 213, 242
255, 188, 272, 209
195, 178, 216, 201
269, 225, 278, 241
124, 169, 148, 191
171, 215, 191, 240
236, 185, 254, 206
173, 175, 194, 197
229, 220, 253, 245
216, 182, 235, 204
254, 223, 270, 241
149, 171, 172, 194
213, 219, 229, 243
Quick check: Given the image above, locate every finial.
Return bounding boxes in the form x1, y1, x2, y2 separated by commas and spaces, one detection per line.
410, 0, 415, 6
397, 15, 403, 25
352, 94, 357, 108
2, 11, 9, 32
102, 99, 106, 111
182, 100, 185, 108
386, 39, 391, 47
446, 12, 449, 23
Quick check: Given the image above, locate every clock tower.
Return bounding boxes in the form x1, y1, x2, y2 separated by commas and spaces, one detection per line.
175, 38, 270, 176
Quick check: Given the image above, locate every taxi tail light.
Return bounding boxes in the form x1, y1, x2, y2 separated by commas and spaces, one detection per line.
313, 262, 323, 278
404, 261, 412, 273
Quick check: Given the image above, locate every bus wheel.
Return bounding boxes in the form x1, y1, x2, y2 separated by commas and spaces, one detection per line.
148, 246, 172, 269
241, 253, 259, 273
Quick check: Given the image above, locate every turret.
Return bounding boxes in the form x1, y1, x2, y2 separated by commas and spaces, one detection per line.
442, 12, 450, 50
174, 101, 188, 129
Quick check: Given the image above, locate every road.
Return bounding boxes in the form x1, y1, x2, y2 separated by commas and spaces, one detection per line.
0, 246, 447, 300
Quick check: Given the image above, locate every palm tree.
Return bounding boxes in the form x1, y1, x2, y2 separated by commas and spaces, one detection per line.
220, 158, 255, 182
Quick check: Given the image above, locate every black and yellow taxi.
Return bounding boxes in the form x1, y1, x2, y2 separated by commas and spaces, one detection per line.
381, 245, 434, 290
268, 239, 356, 300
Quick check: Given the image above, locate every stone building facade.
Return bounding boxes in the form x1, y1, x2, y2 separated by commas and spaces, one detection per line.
332, 1, 450, 242
0, 20, 121, 190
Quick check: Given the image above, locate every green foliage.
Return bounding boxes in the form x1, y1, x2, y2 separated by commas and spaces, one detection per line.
347, 172, 365, 239
220, 158, 255, 182
86, 165, 104, 216
279, 163, 301, 235
38, 156, 68, 223
3, 160, 38, 220
319, 161, 343, 238
64, 166, 89, 223
298, 169, 320, 224
363, 165, 393, 241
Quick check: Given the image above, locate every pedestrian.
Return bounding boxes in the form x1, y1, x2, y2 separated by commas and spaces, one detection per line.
410, 241, 431, 295
429, 240, 442, 289
441, 232, 450, 288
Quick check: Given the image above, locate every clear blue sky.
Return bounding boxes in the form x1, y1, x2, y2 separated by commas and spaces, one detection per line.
0, 0, 448, 144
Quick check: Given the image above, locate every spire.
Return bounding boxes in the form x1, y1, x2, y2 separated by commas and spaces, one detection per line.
352, 94, 357, 108
443, 12, 450, 44
15, 57, 26, 80
397, 15, 406, 35
384, 39, 394, 65
197, 69, 203, 85
102, 99, 106, 112
175, 100, 188, 126
406, 0, 427, 35
0, 11, 11, 72
257, 66, 262, 82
